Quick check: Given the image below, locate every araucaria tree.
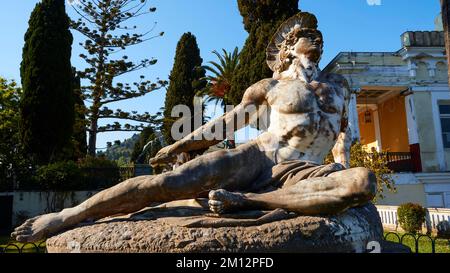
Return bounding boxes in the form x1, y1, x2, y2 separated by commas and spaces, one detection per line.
70, 0, 167, 156
20, 0, 75, 164
72, 69, 88, 160
229, 0, 299, 105
163, 32, 206, 145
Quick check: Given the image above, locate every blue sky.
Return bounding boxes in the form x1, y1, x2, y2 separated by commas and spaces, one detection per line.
0, 0, 441, 150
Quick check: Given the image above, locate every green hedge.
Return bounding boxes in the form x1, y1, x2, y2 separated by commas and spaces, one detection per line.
35, 161, 83, 190
397, 203, 427, 234
23, 157, 123, 191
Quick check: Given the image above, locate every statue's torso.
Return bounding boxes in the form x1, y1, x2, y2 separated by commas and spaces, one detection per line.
261, 77, 346, 164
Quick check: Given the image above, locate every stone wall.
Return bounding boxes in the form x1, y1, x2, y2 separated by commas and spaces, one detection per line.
0, 191, 98, 227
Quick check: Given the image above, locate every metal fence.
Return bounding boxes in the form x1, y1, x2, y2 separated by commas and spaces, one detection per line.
1, 233, 448, 253
384, 232, 450, 253
1, 242, 47, 253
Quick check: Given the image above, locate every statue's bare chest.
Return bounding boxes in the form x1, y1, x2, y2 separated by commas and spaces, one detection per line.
267, 80, 344, 115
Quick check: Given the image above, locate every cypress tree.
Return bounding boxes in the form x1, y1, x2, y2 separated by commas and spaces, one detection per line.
20, 0, 74, 164
229, 0, 299, 105
163, 33, 206, 144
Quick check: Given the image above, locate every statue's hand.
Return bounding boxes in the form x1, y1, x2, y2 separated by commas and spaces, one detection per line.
149, 145, 177, 167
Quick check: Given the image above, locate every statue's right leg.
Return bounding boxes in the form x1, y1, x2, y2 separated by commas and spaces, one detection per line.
208, 167, 377, 215
12, 141, 272, 242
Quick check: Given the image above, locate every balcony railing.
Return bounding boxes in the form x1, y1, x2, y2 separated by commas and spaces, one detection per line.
386, 152, 412, 163
367, 152, 415, 173
386, 152, 415, 173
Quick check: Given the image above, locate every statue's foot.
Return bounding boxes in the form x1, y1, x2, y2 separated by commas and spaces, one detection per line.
208, 189, 246, 214
11, 212, 66, 243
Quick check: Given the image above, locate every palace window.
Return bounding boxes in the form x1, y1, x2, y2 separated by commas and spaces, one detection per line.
439, 103, 450, 148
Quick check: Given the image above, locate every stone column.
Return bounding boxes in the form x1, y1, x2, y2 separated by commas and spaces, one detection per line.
404, 94, 422, 172
348, 93, 360, 142
372, 107, 382, 152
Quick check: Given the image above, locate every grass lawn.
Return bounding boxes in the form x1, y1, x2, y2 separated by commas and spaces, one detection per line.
384, 232, 450, 253
0, 236, 46, 253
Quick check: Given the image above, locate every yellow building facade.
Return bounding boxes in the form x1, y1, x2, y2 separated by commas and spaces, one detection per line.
324, 30, 450, 208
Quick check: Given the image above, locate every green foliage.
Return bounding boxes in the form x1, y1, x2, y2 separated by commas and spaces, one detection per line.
198, 47, 240, 108
349, 143, 396, 200
0, 78, 20, 132
34, 161, 83, 190
0, 77, 32, 190
131, 126, 162, 164
32, 157, 121, 191
324, 142, 396, 201
163, 32, 207, 144
397, 203, 427, 234
77, 155, 118, 168
77, 156, 121, 189
20, 0, 75, 164
101, 134, 140, 163
72, 69, 88, 159
229, 0, 299, 105
70, 0, 167, 155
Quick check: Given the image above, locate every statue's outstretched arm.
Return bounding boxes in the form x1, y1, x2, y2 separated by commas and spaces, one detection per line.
332, 78, 352, 168
150, 79, 273, 166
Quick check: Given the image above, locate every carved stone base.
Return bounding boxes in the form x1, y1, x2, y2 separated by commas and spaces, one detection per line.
46, 202, 407, 253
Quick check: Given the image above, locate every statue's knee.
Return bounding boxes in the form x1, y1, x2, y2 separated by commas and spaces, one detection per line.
352, 167, 377, 198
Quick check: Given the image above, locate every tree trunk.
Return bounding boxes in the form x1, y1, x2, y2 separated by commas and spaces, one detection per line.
87, 21, 106, 157
87, 120, 97, 156
442, 0, 450, 87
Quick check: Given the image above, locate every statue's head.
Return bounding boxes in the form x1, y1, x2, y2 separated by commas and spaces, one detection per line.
267, 12, 323, 82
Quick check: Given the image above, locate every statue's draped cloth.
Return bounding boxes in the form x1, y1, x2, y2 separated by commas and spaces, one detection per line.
248, 161, 346, 193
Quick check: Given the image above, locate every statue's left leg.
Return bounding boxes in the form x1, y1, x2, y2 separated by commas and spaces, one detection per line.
208, 167, 377, 215
11, 141, 272, 242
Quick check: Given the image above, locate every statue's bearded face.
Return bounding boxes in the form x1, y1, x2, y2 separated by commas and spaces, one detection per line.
290, 36, 322, 82
291, 36, 322, 64
274, 28, 323, 82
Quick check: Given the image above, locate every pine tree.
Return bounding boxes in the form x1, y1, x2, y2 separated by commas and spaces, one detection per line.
163, 33, 206, 145
229, 0, 299, 105
70, 0, 167, 156
20, 0, 75, 164
72, 69, 88, 159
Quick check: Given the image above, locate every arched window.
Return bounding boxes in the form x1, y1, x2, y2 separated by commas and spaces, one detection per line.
436, 62, 447, 81
416, 62, 429, 81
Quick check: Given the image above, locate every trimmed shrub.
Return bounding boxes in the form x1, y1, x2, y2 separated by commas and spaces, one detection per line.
33, 157, 121, 191
78, 156, 121, 189
397, 203, 427, 234
78, 155, 118, 168
35, 161, 83, 190
437, 220, 450, 239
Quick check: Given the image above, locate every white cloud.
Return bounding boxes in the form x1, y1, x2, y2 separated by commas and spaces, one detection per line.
367, 0, 382, 6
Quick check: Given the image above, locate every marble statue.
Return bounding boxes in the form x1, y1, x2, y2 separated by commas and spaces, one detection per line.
12, 12, 376, 243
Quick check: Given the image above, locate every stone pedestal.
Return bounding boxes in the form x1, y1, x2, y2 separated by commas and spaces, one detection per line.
46, 202, 408, 253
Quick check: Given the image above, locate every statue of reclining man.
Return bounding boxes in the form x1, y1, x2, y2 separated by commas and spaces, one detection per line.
12, 12, 376, 242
